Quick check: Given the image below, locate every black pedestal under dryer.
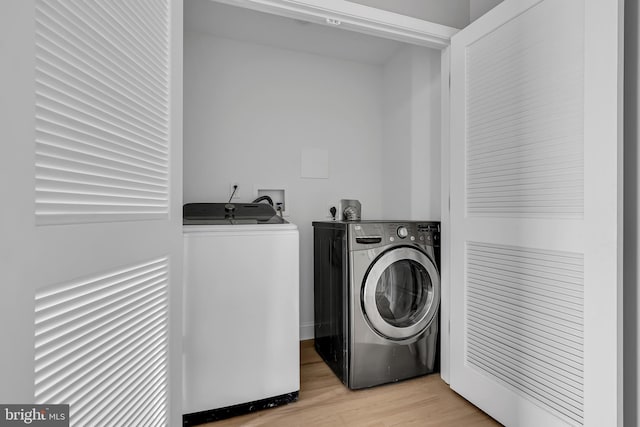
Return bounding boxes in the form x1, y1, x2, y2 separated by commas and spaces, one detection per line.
312, 221, 440, 389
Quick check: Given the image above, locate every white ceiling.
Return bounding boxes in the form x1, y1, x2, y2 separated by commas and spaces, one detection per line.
184, 0, 407, 65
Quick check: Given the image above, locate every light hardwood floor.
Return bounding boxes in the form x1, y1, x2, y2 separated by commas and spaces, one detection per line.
202, 340, 501, 426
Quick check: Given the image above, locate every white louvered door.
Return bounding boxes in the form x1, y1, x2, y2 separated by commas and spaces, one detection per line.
1, 0, 182, 425
449, 1, 622, 426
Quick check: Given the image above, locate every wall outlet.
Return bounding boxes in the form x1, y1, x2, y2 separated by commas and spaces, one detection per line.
229, 183, 240, 200
327, 204, 338, 220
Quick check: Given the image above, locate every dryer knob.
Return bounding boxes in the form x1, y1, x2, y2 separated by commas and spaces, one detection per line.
397, 226, 408, 239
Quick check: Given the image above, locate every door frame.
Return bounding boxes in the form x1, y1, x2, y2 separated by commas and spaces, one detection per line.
210, 0, 458, 48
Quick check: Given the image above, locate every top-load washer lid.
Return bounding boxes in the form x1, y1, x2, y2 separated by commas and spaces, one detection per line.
183, 202, 288, 225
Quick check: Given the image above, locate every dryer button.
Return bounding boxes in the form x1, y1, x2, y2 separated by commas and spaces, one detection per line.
396, 226, 408, 239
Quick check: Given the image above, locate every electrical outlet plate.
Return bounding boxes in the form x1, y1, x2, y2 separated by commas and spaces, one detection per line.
229, 183, 240, 200
327, 203, 338, 220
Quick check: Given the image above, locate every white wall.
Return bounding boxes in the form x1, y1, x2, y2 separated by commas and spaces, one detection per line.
382, 46, 441, 220
624, 1, 639, 425
184, 29, 442, 340
381, 48, 412, 218
410, 47, 441, 220
184, 31, 386, 339
346, 0, 471, 29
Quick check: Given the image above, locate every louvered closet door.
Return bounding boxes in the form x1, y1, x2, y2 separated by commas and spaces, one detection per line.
449, 1, 622, 426
0, 0, 182, 426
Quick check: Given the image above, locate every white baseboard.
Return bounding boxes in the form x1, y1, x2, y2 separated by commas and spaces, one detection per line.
299, 321, 314, 341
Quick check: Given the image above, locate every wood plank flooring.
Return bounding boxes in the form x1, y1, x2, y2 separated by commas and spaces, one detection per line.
201, 340, 501, 426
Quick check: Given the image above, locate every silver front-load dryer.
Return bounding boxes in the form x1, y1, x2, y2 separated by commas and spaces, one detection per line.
313, 220, 440, 389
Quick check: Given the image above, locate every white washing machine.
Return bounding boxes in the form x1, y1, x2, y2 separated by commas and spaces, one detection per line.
183, 203, 299, 425
313, 220, 440, 389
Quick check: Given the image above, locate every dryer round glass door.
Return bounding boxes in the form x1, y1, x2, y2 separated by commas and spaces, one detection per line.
362, 247, 440, 340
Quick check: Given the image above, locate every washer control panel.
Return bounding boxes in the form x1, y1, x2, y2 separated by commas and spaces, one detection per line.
417, 223, 439, 248
350, 221, 439, 248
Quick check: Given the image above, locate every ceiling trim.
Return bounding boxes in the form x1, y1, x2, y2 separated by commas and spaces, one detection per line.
210, 0, 458, 49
